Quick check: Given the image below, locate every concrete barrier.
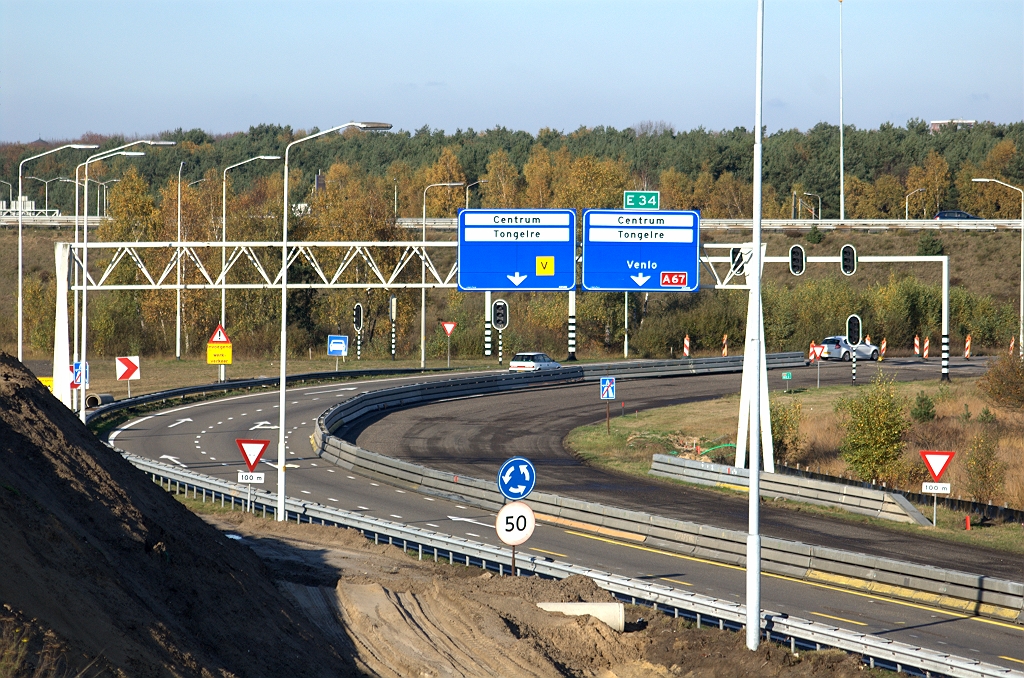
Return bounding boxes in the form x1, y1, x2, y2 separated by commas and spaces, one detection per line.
649, 455, 931, 526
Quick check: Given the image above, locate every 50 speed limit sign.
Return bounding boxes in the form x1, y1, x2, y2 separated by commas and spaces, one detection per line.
495, 501, 536, 546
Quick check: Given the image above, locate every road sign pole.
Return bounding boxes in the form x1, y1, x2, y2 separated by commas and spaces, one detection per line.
447, 334, 451, 368
852, 352, 857, 385
746, 0, 765, 653
606, 402, 610, 434
498, 329, 503, 365
817, 359, 820, 389
934, 494, 937, 528
567, 291, 577, 361
357, 331, 361, 360
485, 290, 492, 357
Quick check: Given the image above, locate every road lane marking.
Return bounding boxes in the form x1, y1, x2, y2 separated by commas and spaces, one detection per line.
1000, 656, 1024, 665
328, 498, 338, 502
357, 506, 369, 510
426, 523, 439, 527
811, 612, 867, 626
390, 514, 402, 519
564, 529, 1024, 632
660, 577, 693, 587
541, 516, 645, 542
466, 532, 480, 537
530, 547, 567, 558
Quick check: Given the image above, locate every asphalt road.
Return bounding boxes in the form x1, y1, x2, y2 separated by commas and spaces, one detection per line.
110, 359, 1024, 670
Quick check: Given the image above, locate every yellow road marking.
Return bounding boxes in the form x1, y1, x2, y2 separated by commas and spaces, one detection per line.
564, 529, 1024, 632
538, 514, 645, 542
529, 547, 567, 558
660, 577, 693, 587
810, 612, 868, 626
1000, 656, 1024, 665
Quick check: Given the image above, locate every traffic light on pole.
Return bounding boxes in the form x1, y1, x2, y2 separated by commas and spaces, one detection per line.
352, 303, 363, 332
730, 248, 745, 276
789, 244, 805, 276
840, 244, 857, 276
492, 299, 509, 331
846, 314, 862, 346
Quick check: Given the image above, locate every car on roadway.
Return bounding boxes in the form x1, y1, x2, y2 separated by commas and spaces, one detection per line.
819, 336, 879, 361
934, 210, 979, 220
508, 352, 561, 372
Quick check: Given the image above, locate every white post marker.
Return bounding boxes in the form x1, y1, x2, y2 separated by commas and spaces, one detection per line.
442, 321, 457, 367
115, 355, 140, 398
496, 501, 536, 576
920, 450, 955, 527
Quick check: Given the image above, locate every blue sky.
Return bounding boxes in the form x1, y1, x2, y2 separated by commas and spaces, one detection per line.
1, 0, 1021, 142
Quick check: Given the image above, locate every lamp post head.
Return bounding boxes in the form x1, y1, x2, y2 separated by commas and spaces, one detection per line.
120, 152, 146, 157
259, 155, 282, 160
70, 144, 100, 150
147, 141, 177, 146
972, 178, 990, 183
354, 122, 393, 131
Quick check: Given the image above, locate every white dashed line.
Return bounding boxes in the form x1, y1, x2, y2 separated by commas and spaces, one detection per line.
424, 497, 434, 501
426, 523, 439, 527
390, 514, 402, 519
327, 469, 334, 473
370, 483, 379, 487
395, 489, 405, 494
456, 506, 467, 509
347, 476, 355, 479
301, 490, 311, 495
310, 463, 318, 467
466, 532, 479, 537
328, 498, 338, 502
357, 506, 370, 511
210, 457, 216, 460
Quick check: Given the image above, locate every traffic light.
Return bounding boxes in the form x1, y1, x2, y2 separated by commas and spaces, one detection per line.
840, 244, 857, 276
352, 303, 363, 333
846, 314, 862, 346
492, 299, 509, 331
730, 247, 745, 276
789, 244, 806, 276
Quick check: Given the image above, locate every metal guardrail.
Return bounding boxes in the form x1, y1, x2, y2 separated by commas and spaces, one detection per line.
123, 452, 1024, 678
393, 217, 1023, 232
650, 455, 931, 525
84, 366, 455, 424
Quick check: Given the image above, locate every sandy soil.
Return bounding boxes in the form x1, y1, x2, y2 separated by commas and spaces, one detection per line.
206, 512, 876, 678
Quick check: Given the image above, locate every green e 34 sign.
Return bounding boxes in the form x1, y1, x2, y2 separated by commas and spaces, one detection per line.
623, 190, 659, 210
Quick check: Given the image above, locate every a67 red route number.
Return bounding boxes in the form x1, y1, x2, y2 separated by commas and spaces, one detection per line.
660, 271, 688, 287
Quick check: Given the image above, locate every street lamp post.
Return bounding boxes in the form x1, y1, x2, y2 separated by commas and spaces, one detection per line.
422, 182, 464, 368
95, 178, 120, 216
79, 140, 174, 422
0, 180, 12, 205
277, 122, 391, 521
26, 175, 68, 213
838, 0, 845, 221
973, 178, 1024, 357
220, 155, 280, 382
465, 179, 487, 210
803, 192, 821, 220
905, 187, 926, 220
176, 162, 185, 360
18, 143, 98, 362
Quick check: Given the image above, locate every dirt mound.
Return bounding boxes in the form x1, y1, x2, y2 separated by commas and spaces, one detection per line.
214, 514, 870, 678
0, 353, 360, 677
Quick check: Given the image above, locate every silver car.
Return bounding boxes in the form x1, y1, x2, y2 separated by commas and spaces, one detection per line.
508, 352, 562, 372
820, 336, 879, 361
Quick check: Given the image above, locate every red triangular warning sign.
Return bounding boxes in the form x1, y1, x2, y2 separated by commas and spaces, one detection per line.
442, 321, 457, 337
236, 439, 270, 472
919, 450, 955, 482
209, 324, 231, 344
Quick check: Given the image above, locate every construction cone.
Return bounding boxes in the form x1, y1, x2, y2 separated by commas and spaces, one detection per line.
1011, 337, 1016, 355
923, 336, 930, 359
964, 334, 971, 359
914, 335, 920, 356
722, 334, 728, 357
683, 334, 690, 358
880, 338, 887, 361
865, 334, 872, 346
809, 341, 816, 361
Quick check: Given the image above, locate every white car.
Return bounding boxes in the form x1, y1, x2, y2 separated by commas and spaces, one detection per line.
820, 336, 879, 361
508, 352, 561, 372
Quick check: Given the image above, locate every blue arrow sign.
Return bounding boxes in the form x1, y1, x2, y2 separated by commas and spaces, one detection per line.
600, 376, 616, 400
458, 209, 577, 291
581, 209, 700, 292
327, 335, 348, 357
497, 456, 536, 500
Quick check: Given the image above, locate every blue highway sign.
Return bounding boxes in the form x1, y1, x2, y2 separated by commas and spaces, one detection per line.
458, 209, 577, 291
497, 456, 537, 500
327, 335, 348, 357
581, 209, 700, 292
600, 376, 616, 400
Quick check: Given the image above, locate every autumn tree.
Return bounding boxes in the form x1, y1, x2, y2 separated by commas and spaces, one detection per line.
957, 140, 1018, 218
522, 145, 554, 208
906, 150, 950, 218
423, 147, 466, 217
481, 149, 522, 208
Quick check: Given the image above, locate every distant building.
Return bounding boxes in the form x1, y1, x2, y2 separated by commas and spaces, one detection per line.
930, 119, 976, 133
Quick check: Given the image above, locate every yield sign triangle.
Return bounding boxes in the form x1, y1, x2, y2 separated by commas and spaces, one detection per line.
209, 324, 231, 344
236, 439, 270, 472
919, 450, 955, 482
442, 321, 457, 337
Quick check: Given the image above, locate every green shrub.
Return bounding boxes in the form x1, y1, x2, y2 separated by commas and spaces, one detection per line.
958, 403, 972, 424
977, 407, 996, 424
836, 373, 909, 483
963, 432, 1005, 503
916, 231, 945, 256
977, 354, 1024, 407
806, 224, 824, 244
910, 391, 935, 422
770, 400, 803, 465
